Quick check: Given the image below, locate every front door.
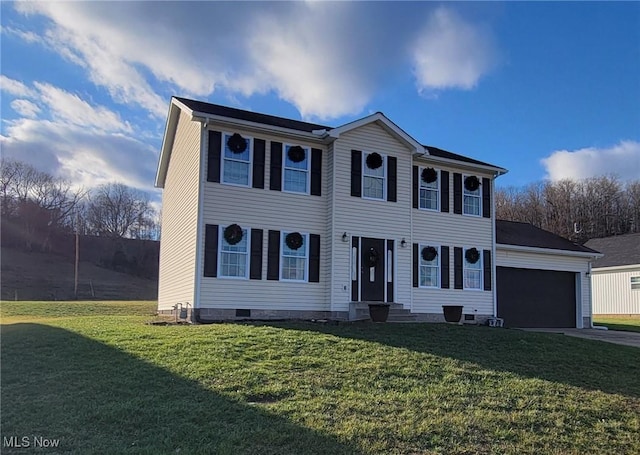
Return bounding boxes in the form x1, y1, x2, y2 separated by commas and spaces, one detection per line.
360, 237, 385, 301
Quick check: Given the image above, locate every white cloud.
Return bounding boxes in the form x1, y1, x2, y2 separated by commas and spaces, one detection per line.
541, 141, 640, 181
412, 7, 497, 92
1, 75, 37, 97
10, 99, 41, 118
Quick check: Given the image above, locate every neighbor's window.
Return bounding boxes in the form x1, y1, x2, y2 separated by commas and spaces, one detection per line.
281, 232, 308, 281
219, 226, 249, 278
419, 168, 439, 211
362, 152, 386, 200
222, 133, 252, 186
632, 276, 640, 291
419, 245, 440, 288
463, 175, 481, 216
463, 248, 482, 290
283, 145, 310, 193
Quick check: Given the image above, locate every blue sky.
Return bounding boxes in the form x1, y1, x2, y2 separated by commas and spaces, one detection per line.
1, 1, 639, 201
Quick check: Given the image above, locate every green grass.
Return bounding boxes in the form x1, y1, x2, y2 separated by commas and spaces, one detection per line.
2, 301, 639, 454
594, 315, 640, 333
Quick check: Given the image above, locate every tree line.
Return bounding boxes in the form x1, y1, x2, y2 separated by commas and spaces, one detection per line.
496, 176, 640, 244
1, 158, 160, 252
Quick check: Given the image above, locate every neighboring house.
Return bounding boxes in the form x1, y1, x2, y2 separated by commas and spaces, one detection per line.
585, 234, 640, 315
155, 97, 601, 328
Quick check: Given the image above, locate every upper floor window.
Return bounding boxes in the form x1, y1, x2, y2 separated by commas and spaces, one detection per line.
463, 175, 481, 216
463, 247, 482, 290
419, 245, 440, 288
419, 167, 439, 211
219, 224, 249, 279
222, 133, 252, 186
363, 152, 386, 200
283, 145, 310, 193
281, 231, 308, 281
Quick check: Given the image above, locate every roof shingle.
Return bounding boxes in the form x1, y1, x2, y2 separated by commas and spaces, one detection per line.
585, 233, 640, 267
496, 220, 599, 254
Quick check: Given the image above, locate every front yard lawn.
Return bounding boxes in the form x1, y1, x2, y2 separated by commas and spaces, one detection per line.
1, 301, 639, 454
594, 315, 640, 333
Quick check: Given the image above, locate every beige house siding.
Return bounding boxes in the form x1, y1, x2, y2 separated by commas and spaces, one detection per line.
496, 248, 592, 327
592, 266, 640, 314
330, 122, 414, 311
157, 111, 201, 310
199, 124, 330, 311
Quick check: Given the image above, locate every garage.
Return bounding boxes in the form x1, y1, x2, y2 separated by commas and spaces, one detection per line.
497, 267, 576, 328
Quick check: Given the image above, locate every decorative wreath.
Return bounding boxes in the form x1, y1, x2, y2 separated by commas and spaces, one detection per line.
421, 246, 438, 262
285, 232, 304, 250
421, 168, 438, 184
365, 152, 383, 170
224, 224, 243, 245
465, 248, 480, 264
227, 133, 247, 154
464, 175, 481, 192
287, 145, 306, 163
365, 247, 380, 268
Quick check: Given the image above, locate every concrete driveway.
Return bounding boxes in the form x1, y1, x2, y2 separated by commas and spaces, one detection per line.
522, 328, 640, 348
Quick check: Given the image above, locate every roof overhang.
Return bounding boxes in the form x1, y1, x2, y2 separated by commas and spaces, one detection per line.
414, 153, 508, 178
155, 99, 182, 188
497, 243, 603, 259
591, 263, 640, 273
326, 112, 424, 154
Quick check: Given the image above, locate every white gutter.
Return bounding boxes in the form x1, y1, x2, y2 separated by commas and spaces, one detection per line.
415, 153, 508, 177
497, 243, 603, 259
591, 264, 640, 273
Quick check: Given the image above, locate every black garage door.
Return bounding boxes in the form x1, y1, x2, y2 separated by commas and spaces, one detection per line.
497, 267, 576, 328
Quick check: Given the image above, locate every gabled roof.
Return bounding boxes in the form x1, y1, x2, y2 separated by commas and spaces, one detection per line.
425, 145, 503, 169
496, 220, 600, 255
585, 233, 640, 268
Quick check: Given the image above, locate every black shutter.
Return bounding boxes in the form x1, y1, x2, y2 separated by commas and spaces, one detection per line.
412, 166, 419, 209
250, 229, 263, 280
413, 243, 419, 288
270, 142, 282, 191
351, 150, 362, 197
204, 224, 218, 277
252, 139, 265, 189
482, 177, 491, 218
311, 148, 322, 196
440, 170, 450, 213
267, 230, 280, 280
453, 173, 462, 215
309, 234, 320, 282
387, 156, 397, 202
440, 245, 450, 289
387, 239, 394, 302
483, 249, 492, 291
207, 131, 221, 183
454, 247, 463, 289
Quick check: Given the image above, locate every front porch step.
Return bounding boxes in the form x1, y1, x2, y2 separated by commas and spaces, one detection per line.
349, 302, 418, 322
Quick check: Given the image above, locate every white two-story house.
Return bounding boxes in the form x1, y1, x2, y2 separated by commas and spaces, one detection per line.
155, 97, 600, 328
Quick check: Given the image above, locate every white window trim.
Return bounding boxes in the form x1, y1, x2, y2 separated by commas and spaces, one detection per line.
282, 144, 311, 195
361, 152, 387, 201
463, 247, 483, 291
631, 276, 640, 291
462, 174, 482, 217
280, 231, 309, 282
419, 167, 440, 212
218, 225, 250, 280
221, 132, 253, 188
418, 243, 440, 289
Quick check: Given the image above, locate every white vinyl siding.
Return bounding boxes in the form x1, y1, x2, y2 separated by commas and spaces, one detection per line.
222, 132, 252, 186
591, 266, 640, 315
157, 110, 201, 310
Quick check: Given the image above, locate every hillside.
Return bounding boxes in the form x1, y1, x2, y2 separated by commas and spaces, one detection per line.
1, 247, 158, 301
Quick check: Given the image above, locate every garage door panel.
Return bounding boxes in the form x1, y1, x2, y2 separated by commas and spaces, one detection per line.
497, 267, 576, 328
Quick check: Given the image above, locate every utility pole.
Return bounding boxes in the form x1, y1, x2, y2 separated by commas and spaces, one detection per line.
74, 211, 79, 299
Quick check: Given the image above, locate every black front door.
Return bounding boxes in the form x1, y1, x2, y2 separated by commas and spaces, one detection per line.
360, 237, 385, 301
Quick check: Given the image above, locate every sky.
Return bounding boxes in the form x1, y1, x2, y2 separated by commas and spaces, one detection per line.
1, 1, 639, 203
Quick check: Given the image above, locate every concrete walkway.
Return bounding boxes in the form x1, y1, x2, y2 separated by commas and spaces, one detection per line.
522, 328, 640, 348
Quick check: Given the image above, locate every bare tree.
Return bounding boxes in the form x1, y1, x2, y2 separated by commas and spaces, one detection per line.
86, 183, 156, 238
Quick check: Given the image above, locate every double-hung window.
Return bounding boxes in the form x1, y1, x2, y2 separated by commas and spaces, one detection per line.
219, 226, 249, 278
419, 245, 439, 288
463, 248, 482, 290
363, 152, 386, 200
283, 145, 310, 193
463, 175, 481, 216
222, 133, 252, 186
281, 232, 308, 281
419, 168, 439, 210
631, 276, 640, 290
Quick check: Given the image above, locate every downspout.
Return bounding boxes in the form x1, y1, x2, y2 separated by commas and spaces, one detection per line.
491, 175, 498, 317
